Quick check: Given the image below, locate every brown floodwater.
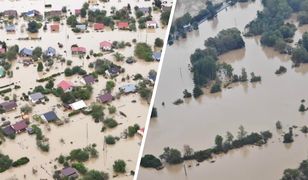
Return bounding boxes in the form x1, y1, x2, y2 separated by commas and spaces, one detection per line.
138, 1, 308, 180
0, 0, 171, 179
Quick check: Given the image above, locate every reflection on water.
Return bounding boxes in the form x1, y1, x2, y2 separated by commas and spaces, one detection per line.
139, 1, 308, 180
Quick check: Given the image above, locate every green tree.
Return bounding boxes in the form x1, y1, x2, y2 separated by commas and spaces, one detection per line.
160, 147, 183, 164
82, 170, 109, 180
154, 38, 164, 47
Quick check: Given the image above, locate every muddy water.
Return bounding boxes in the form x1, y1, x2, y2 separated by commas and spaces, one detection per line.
0, 0, 171, 179
138, 1, 308, 180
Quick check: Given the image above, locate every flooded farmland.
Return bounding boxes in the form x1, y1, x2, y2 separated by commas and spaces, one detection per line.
138, 0, 308, 180
0, 0, 173, 179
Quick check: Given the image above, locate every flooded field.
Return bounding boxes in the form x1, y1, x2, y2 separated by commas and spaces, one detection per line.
0, 0, 172, 179
138, 1, 308, 180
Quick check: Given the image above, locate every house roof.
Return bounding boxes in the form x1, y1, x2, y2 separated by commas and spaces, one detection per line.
2, 126, 16, 136
61, 167, 78, 177
100, 41, 112, 48
108, 67, 120, 75
71, 47, 86, 53
94, 23, 105, 30
152, 52, 161, 60
83, 75, 95, 85
57, 80, 73, 91
20, 48, 33, 56
50, 24, 60, 31
29, 92, 44, 101
42, 111, 58, 122
0, 48, 6, 54
97, 93, 113, 103
117, 22, 129, 29
4, 10, 18, 17
120, 84, 136, 93
12, 120, 28, 131
69, 100, 87, 111
138, 7, 150, 14
75, 9, 81, 15
45, 10, 62, 17
45, 47, 56, 56
76, 24, 87, 30
0, 101, 17, 112
6, 25, 16, 31
0, 66, 4, 77
147, 20, 157, 25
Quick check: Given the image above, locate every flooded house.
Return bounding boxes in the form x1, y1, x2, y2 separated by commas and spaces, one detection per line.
75, 9, 81, 16
20, 48, 33, 57
3, 10, 18, 19
96, 93, 113, 104
28, 92, 45, 104
0, 101, 17, 112
81, 74, 96, 85
12, 120, 28, 133
117, 21, 129, 30
45, 47, 56, 57
60, 167, 79, 179
146, 21, 158, 28
2, 125, 16, 136
100, 41, 112, 51
93, 23, 105, 30
5, 25, 16, 33
69, 100, 87, 111
152, 51, 161, 61
138, 7, 150, 14
0, 47, 6, 54
44, 10, 62, 18
119, 84, 137, 94
76, 24, 87, 31
57, 80, 74, 92
105, 66, 120, 77
71, 46, 86, 55
0, 66, 4, 77
22, 10, 41, 18
50, 24, 60, 32
41, 111, 59, 122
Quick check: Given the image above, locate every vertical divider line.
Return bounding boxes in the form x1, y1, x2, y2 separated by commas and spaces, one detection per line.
133, 1, 178, 179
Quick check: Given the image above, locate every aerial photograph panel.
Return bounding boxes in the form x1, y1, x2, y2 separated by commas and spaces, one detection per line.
137, 0, 308, 180
0, 0, 173, 179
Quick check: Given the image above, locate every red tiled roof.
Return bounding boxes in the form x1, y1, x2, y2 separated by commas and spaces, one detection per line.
12, 120, 28, 132
71, 47, 86, 53
57, 80, 73, 91
0, 48, 6, 54
75, 9, 81, 15
50, 24, 59, 31
117, 22, 129, 29
94, 23, 105, 30
100, 41, 112, 48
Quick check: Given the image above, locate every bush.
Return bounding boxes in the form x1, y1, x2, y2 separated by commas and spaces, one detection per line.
104, 118, 118, 128
105, 135, 116, 145
72, 162, 87, 174
113, 160, 126, 173
12, 157, 30, 167
70, 149, 90, 162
